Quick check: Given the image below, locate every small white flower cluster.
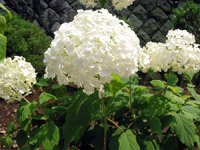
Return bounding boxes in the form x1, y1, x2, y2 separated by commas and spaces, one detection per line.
141, 29, 200, 74
112, 0, 135, 10
79, 0, 98, 8
44, 9, 141, 95
0, 56, 36, 102
79, 0, 135, 10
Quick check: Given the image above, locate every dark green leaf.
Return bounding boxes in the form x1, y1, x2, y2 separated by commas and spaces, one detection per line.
173, 113, 195, 148
99, 0, 107, 7
149, 117, 162, 135
63, 91, 100, 147
16, 130, 28, 148
39, 92, 57, 105
29, 122, 59, 150
7, 121, 15, 133
164, 73, 178, 85
118, 129, 140, 150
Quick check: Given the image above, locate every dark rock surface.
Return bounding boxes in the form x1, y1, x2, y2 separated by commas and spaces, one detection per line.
4, 0, 186, 45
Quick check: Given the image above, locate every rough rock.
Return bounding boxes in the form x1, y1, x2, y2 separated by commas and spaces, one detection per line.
133, 4, 148, 22
142, 18, 159, 36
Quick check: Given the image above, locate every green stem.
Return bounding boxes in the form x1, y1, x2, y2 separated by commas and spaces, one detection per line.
100, 97, 107, 150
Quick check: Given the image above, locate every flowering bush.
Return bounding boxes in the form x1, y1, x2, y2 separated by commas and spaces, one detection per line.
141, 29, 200, 74
0, 56, 36, 102
44, 9, 141, 95
79, 0, 136, 10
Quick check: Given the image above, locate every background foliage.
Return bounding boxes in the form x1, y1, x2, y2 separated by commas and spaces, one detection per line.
173, 0, 200, 43
4, 15, 51, 75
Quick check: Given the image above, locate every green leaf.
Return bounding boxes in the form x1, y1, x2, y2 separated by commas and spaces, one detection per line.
29, 122, 59, 150
4, 135, 12, 148
7, 121, 15, 133
16, 130, 28, 148
164, 73, 178, 85
149, 117, 162, 135
151, 80, 166, 89
182, 106, 200, 121
165, 91, 185, 104
0, 16, 6, 34
187, 87, 200, 101
167, 86, 183, 94
99, 0, 107, 7
39, 92, 57, 105
0, 3, 12, 19
183, 72, 194, 83
143, 140, 159, 150
17, 101, 35, 123
109, 74, 126, 94
0, 34, 6, 60
118, 129, 140, 150
36, 78, 49, 87
173, 113, 195, 148
63, 91, 100, 147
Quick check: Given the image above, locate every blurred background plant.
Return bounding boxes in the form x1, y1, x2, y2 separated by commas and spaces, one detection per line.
4, 14, 51, 75
173, 0, 200, 43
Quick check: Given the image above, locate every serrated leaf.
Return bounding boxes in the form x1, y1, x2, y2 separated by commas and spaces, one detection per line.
118, 129, 140, 150
149, 117, 162, 135
182, 106, 200, 121
0, 34, 6, 60
151, 80, 166, 89
165, 91, 184, 104
17, 101, 35, 123
29, 122, 59, 150
167, 86, 183, 94
187, 87, 200, 101
173, 113, 195, 148
63, 91, 100, 147
39, 92, 57, 105
164, 73, 178, 85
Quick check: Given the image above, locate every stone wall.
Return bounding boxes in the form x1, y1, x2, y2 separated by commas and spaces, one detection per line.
3, 0, 186, 45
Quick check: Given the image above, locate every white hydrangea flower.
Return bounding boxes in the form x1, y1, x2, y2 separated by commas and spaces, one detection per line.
79, 0, 98, 8
141, 29, 200, 74
0, 56, 37, 102
44, 9, 141, 95
112, 0, 135, 10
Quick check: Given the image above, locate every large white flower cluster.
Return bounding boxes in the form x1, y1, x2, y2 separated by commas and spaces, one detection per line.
79, 0, 135, 10
0, 56, 36, 102
141, 29, 200, 74
44, 9, 141, 95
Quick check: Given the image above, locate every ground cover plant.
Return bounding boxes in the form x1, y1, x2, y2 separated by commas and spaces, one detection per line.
1, 0, 200, 150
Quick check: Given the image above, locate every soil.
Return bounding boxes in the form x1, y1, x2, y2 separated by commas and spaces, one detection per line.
0, 89, 42, 135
